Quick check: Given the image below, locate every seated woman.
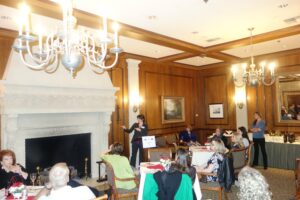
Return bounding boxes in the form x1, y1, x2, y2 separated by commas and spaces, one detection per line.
238, 126, 250, 148
171, 148, 196, 184
101, 143, 136, 191
211, 127, 230, 149
237, 166, 272, 200
37, 163, 95, 200
197, 138, 228, 182
231, 131, 245, 149
179, 125, 197, 145
143, 157, 193, 200
0, 149, 30, 190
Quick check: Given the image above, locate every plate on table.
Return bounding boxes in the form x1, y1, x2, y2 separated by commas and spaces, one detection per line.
26, 186, 44, 196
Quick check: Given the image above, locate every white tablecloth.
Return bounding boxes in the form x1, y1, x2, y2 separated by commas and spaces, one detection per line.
190, 147, 214, 167
138, 162, 202, 200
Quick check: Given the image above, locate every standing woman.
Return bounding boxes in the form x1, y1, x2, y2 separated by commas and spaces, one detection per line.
250, 112, 268, 169
122, 114, 148, 167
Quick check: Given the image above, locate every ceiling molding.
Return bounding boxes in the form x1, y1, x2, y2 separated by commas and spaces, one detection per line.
157, 52, 196, 62
0, 0, 206, 54
207, 52, 240, 63
0, 27, 18, 38
121, 53, 157, 63
206, 25, 300, 53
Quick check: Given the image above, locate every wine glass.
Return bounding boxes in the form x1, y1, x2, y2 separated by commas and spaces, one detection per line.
30, 173, 37, 186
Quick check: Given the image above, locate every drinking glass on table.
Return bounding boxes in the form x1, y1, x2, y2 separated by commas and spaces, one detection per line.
30, 173, 37, 186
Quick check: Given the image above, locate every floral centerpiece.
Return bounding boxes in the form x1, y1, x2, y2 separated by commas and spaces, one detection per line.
8, 182, 26, 199
159, 157, 171, 171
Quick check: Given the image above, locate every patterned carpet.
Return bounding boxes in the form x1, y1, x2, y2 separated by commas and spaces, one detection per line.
202, 167, 295, 200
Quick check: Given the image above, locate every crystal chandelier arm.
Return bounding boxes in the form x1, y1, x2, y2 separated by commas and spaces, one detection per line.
233, 79, 246, 87
261, 76, 276, 86
19, 50, 47, 70
24, 35, 54, 64
94, 53, 119, 69
85, 35, 107, 65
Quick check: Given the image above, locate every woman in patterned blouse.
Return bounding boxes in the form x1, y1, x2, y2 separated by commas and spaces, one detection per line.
197, 138, 228, 182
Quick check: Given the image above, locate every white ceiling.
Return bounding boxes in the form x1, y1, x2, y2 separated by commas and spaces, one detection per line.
175, 56, 222, 66
1, 0, 300, 66
223, 34, 300, 58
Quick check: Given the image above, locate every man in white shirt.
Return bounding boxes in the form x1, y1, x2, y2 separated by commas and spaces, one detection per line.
38, 163, 95, 200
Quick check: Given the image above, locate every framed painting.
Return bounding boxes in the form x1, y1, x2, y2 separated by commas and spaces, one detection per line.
209, 103, 224, 119
161, 96, 185, 124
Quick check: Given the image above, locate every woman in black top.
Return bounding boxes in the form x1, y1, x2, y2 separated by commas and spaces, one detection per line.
0, 149, 30, 189
122, 114, 148, 167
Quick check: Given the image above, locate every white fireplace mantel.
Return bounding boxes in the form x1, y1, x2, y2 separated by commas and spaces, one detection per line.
0, 50, 119, 177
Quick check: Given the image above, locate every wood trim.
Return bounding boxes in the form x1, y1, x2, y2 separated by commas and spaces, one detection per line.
121, 53, 157, 63
207, 52, 239, 62
206, 24, 300, 53
0, 28, 18, 38
157, 52, 196, 62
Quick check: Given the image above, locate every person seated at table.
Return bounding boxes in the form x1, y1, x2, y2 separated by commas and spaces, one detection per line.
231, 131, 245, 149
172, 148, 196, 184
101, 143, 136, 191
237, 166, 272, 200
211, 127, 230, 149
238, 126, 250, 148
197, 138, 228, 182
179, 124, 197, 145
37, 163, 95, 200
0, 149, 30, 190
143, 157, 194, 200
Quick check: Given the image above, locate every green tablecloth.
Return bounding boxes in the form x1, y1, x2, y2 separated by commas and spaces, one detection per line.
252, 142, 300, 170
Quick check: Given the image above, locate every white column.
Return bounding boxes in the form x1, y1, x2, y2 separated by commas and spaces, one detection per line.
126, 58, 141, 166
235, 85, 248, 130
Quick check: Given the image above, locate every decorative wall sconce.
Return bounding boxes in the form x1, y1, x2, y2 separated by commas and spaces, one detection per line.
234, 89, 246, 109
131, 94, 143, 113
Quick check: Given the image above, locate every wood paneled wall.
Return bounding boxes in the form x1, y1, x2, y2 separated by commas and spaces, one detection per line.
139, 61, 198, 135
246, 52, 300, 133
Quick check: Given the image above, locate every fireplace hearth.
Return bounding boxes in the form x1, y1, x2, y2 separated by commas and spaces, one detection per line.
25, 133, 91, 177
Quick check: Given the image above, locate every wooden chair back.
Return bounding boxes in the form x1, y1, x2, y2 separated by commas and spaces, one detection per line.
231, 148, 247, 170
148, 147, 172, 162
104, 161, 138, 199
93, 194, 108, 200
156, 136, 167, 147
165, 134, 177, 145
197, 171, 226, 200
246, 142, 253, 166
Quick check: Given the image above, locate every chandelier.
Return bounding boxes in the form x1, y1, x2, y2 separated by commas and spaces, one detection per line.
12, 1, 123, 78
231, 28, 276, 87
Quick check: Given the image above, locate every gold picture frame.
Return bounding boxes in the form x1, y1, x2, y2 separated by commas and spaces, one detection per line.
161, 96, 185, 124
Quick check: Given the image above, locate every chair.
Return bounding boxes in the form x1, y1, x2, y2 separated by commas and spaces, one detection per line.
155, 136, 167, 147
246, 142, 253, 166
295, 158, 300, 199
198, 171, 225, 200
148, 147, 172, 162
231, 148, 247, 177
93, 194, 108, 200
197, 155, 234, 200
104, 161, 139, 200
165, 134, 178, 145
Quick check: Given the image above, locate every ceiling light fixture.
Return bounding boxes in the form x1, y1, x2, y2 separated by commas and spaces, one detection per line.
231, 28, 276, 87
12, 1, 123, 78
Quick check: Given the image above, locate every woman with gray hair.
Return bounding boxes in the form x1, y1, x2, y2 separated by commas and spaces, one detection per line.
237, 166, 272, 200
37, 163, 95, 200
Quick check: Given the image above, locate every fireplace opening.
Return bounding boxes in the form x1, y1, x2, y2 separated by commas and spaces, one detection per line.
25, 133, 91, 178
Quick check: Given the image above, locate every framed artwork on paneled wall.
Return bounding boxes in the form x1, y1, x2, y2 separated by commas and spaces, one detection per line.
209, 103, 224, 119
161, 96, 185, 124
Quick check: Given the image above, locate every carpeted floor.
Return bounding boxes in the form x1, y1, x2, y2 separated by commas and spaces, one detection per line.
201, 166, 295, 200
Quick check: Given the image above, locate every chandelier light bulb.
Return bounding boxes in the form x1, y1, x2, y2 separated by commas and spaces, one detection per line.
13, 0, 123, 78
231, 28, 276, 87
